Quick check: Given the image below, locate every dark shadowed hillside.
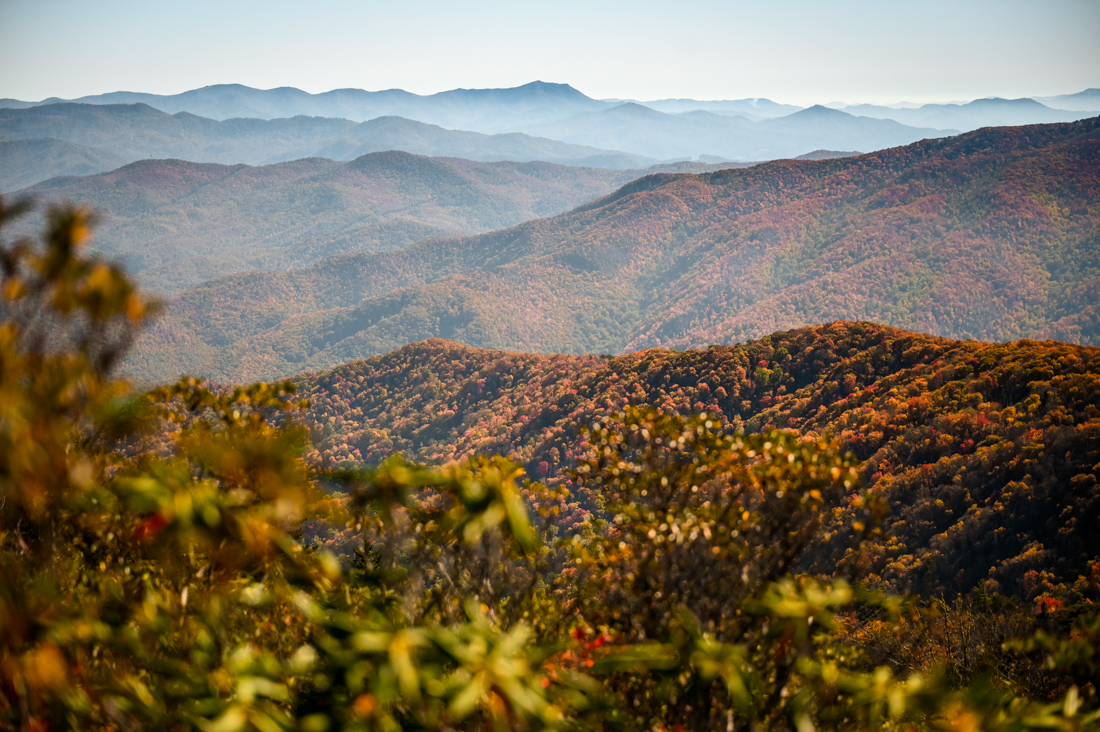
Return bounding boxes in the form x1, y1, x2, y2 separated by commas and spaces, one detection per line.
127, 118, 1100, 384
289, 323, 1100, 599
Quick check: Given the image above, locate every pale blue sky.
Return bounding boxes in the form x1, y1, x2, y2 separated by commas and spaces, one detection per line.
1, 0, 1097, 105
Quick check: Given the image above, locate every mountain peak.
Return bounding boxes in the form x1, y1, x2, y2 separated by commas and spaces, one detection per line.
432, 81, 600, 106
520, 80, 576, 91
506, 81, 594, 101
194, 83, 255, 91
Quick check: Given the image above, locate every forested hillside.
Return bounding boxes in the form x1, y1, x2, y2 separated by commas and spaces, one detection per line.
16, 152, 646, 293
130, 117, 1100, 384
291, 323, 1100, 599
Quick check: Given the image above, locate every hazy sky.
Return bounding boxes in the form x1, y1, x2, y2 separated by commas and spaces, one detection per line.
1, 0, 1097, 105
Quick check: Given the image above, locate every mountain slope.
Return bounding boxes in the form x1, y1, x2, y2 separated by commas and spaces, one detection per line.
125, 118, 1100, 384
0, 103, 653, 170
289, 323, 1100, 598
0, 137, 126, 191
18, 152, 649, 294
526, 104, 949, 160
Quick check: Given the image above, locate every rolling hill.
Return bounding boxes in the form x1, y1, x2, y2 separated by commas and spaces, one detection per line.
16, 152, 653, 294
287, 322, 1100, 599
125, 118, 1100, 384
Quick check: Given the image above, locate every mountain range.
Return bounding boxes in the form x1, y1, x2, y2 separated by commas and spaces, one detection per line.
0, 102, 654, 190
524, 103, 951, 161
0, 100, 961, 192
0, 81, 613, 133
123, 117, 1100, 385
5, 86, 1092, 194
3, 81, 1095, 134
602, 96, 802, 120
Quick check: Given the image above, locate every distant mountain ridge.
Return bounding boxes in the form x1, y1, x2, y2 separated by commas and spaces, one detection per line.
123, 118, 1100, 384
1033, 88, 1100, 113
0, 81, 795, 132
3, 82, 1095, 136
0, 81, 613, 134
839, 96, 1094, 132
603, 97, 802, 120
0, 102, 654, 178
0, 100, 969, 190
523, 103, 951, 160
